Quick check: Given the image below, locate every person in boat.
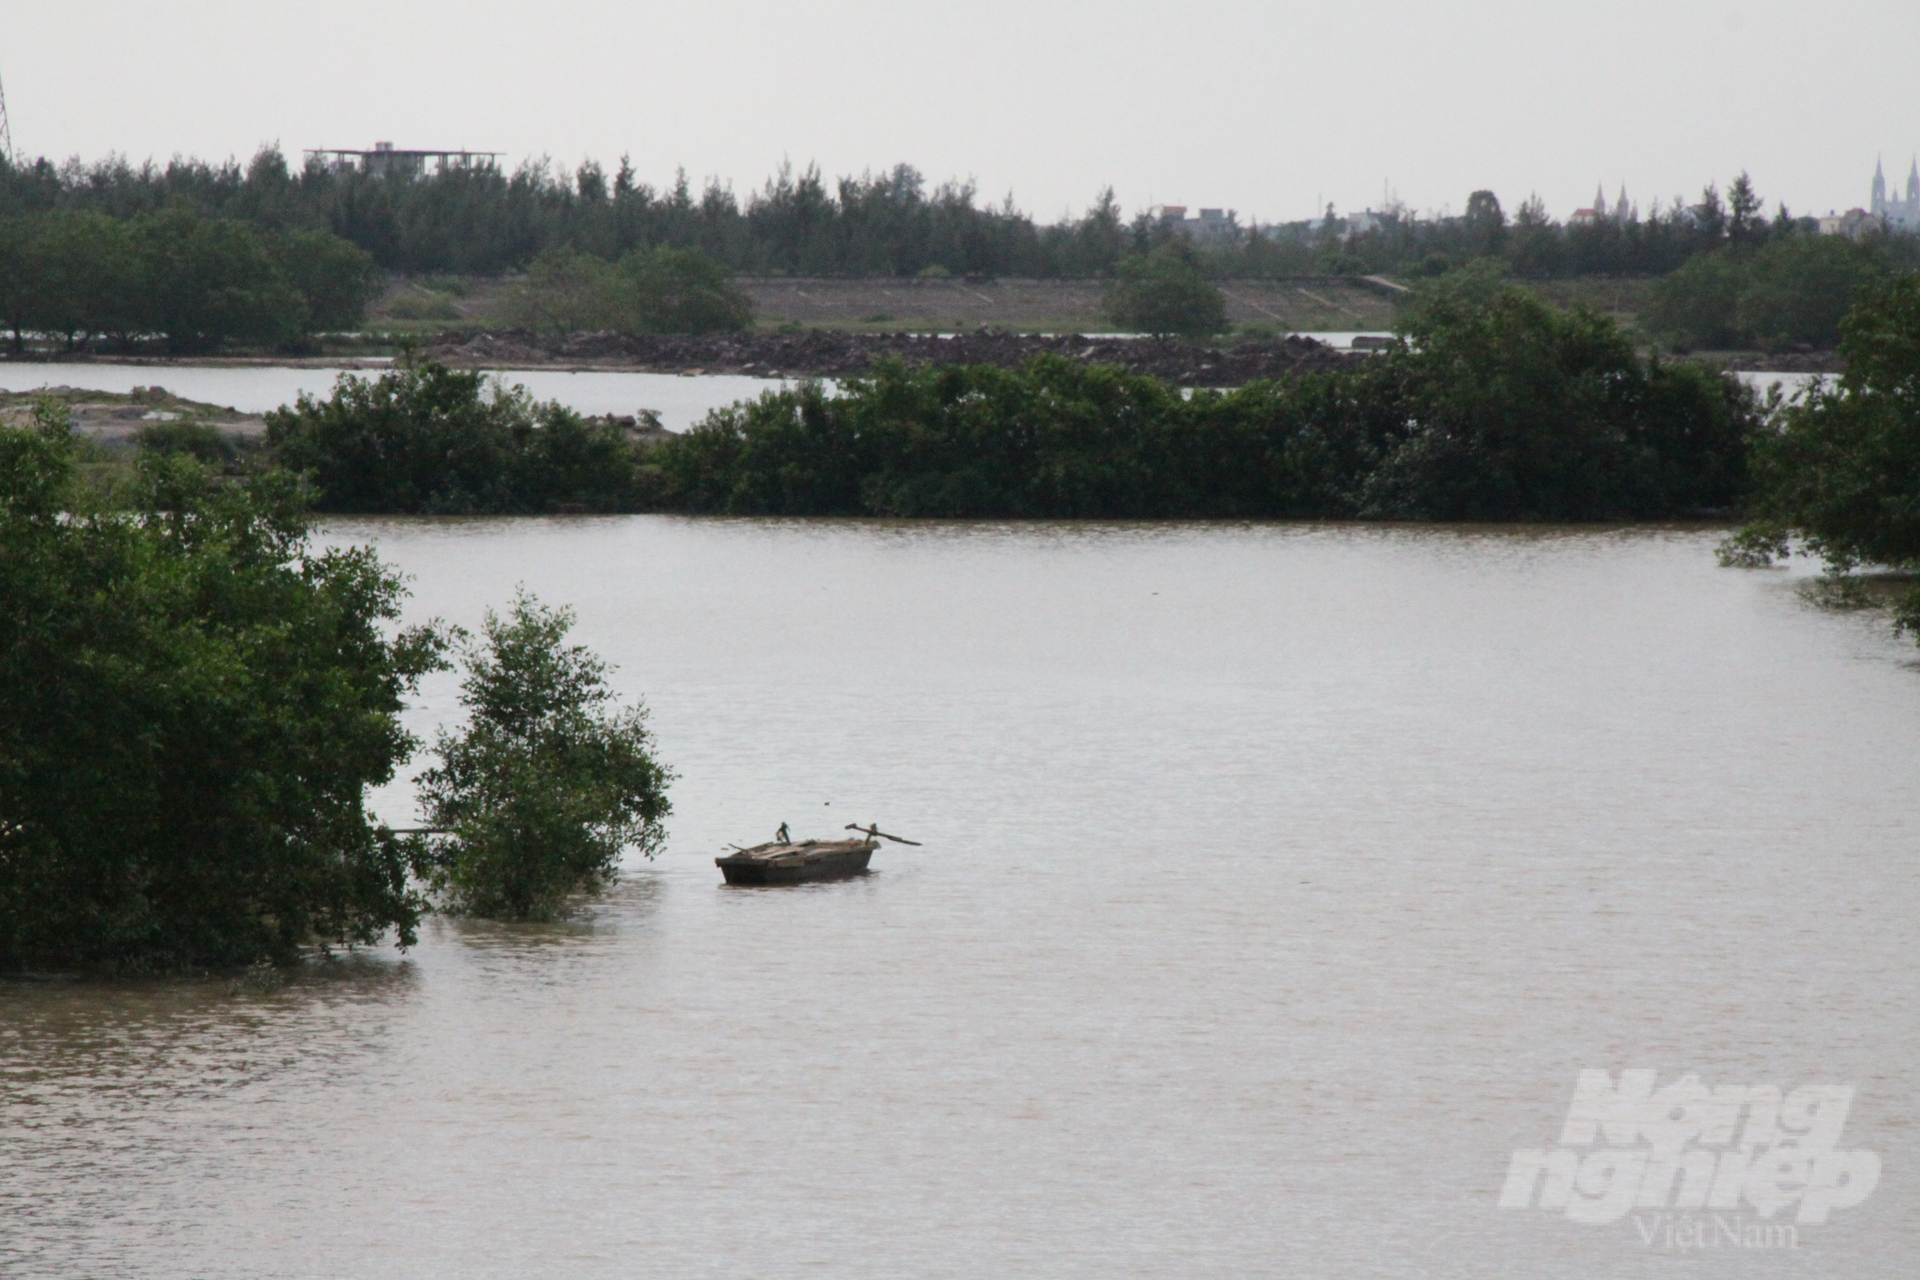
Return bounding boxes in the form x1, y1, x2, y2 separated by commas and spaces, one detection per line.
776, 821, 791, 844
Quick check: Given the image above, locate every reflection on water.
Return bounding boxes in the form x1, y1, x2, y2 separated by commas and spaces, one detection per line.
4, 519, 1917, 1279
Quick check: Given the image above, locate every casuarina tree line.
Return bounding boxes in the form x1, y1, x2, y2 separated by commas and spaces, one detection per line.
1, 145, 1893, 284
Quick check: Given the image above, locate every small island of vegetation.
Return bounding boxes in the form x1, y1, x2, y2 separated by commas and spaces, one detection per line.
0, 407, 670, 971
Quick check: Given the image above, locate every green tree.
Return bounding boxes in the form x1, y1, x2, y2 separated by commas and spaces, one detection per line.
1650, 237, 1889, 351
266, 360, 643, 513
135, 207, 308, 353
24, 211, 136, 349
1647, 250, 1748, 349
1103, 240, 1227, 338
1737, 236, 1886, 349
1463, 190, 1507, 257
0, 403, 445, 970
611, 244, 755, 333
649, 283, 1754, 522
1727, 172, 1763, 243
272, 227, 380, 332
416, 593, 672, 920
1692, 183, 1728, 241
0, 216, 33, 351
1360, 266, 1754, 519
503, 244, 754, 335
1725, 274, 1920, 595
502, 244, 619, 334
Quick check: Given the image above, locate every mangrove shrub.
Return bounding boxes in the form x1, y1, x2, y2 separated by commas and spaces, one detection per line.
1361, 270, 1755, 519
651, 275, 1756, 520
267, 360, 645, 513
1726, 273, 1920, 593
0, 405, 444, 970
416, 594, 672, 920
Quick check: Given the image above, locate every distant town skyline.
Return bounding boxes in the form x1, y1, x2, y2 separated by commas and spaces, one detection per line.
5, 0, 1915, 227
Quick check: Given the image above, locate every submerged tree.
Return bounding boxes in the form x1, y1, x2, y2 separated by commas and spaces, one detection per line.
416, 594, 672, 920
1723, 273, 1920, 625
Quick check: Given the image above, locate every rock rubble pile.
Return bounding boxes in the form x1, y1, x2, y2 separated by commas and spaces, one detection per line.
423, 329, 1360, 386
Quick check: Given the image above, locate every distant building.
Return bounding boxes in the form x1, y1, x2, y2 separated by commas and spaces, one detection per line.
1156, 204, 1238, 242
1570, 183, 1634, 226
1869, 157, 1920, 231
304, 141, 502, 180
1819, 208, 1877, 239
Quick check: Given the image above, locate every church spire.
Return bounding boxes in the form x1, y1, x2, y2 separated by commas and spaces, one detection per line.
1873, 156, 1887, 210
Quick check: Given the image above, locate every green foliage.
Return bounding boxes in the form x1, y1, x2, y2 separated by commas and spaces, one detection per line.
416, 593, 671, 920
133, 418, 242, 468
0, 402, 445, 971
1104, 241, 1227, 337
0, 144, 1894, 297
0, 207, 375, 352
503, 245, 616, 333
504, 244, 754, 335
1650, 235, 1890, 350
138, 207, 309, 353
1365, 268, 1755, 518
1647, 252, 1747, 349
615, 245, 756, 333
1463, 191, 1506, 256
1730, 274, 1920, 590
1737, 237, 1889, 349
265, 360, 644, 513
272, 228, 380, 332
651, 276, 1755, 520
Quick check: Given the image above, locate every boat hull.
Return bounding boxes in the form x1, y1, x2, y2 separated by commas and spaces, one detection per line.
716, 842, 875, 886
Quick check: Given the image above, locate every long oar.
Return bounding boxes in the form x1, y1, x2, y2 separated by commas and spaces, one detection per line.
846, 823, 922, 846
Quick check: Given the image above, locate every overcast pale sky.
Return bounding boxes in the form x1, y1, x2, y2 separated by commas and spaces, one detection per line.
6, 1, 1915, 225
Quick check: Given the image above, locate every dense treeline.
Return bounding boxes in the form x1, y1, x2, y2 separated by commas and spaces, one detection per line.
1, 146, 1894, 285
0, 149, 1116, 278
651, 273, 1754, 520
266, 363, 647, 513
1647, 234, 1919, 351
257, 274, 1757, 521
1322, 178, 1804, 280
0, 205, 376, 352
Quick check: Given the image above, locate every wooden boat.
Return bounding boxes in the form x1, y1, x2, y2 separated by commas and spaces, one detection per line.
716, 824, 920, 886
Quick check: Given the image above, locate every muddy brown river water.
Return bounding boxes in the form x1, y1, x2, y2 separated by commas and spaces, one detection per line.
3, 518, 1916, 1278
